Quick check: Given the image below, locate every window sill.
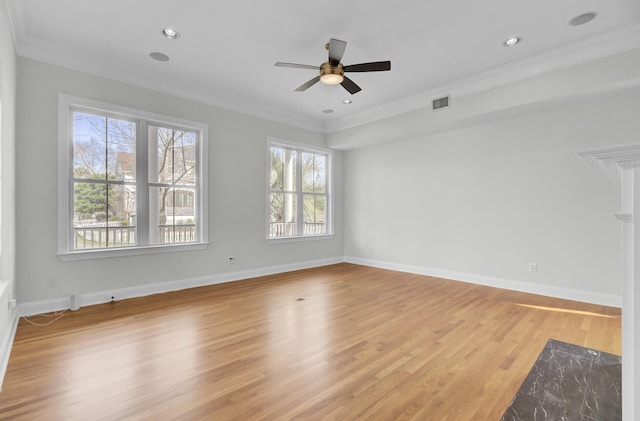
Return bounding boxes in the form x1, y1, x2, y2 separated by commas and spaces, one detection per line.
58, 242, 209, 261
266, 234, 335, 244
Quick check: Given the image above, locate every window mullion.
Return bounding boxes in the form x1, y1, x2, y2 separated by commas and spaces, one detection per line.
105, 117, 110, 247
195, 128, 202, 242
326, 153, 332, 235
137, 120, 149, 246
296, 148, 304, 236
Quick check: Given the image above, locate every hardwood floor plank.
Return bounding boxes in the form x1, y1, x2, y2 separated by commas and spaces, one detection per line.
0, 263, 621, 420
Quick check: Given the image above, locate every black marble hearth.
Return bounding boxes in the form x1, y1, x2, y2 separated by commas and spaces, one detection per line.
501, 338, 621, 421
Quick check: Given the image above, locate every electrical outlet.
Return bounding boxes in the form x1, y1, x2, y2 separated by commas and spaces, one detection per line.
228, 256, 235, 262
8, 299, 16, 310
528, 263, 538, 273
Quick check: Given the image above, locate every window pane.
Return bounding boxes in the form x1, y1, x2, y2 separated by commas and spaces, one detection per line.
111, 184, 137, 227
73, 113, 136, 182
270, 147, 297, 193
149, 126, 197, 185
107, 119, 136, 181
283, 193, 297, 225
314, 155, 326, 193
301, 152, 326, 193
149, 186, 197, 245
303, 194, 326, 235
73, 112, 107, 179
73, 182, 137, 249
74, 181, 107, 222
269, 192, 284, 223
285, 150, 297, 192
270, 147, 284, 190
107, 183, 137, 248
269, 192, 297, 237
73, 182, 107, 249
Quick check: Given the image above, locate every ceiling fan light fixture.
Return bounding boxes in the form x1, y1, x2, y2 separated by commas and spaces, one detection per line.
320, 74, 344, 85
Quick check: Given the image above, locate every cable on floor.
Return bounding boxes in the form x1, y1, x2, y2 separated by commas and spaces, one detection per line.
20, 310, 67, 327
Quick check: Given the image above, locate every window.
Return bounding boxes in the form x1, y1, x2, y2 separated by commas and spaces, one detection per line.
58, 95, 208, 260
268, 139, 332, 239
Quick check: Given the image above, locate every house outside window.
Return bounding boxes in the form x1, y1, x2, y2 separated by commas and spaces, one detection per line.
58, 95, 208, 260
267, 139, 333, 240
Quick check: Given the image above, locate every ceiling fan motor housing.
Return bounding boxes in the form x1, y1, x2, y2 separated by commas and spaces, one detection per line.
320, 62, 344, 85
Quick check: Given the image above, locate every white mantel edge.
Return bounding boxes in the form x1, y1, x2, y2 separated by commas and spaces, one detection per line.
576, 144, 640, 421
576, 144, 640, 184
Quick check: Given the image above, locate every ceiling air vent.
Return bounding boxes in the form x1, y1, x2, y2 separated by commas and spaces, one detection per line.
432, 95, 450, 111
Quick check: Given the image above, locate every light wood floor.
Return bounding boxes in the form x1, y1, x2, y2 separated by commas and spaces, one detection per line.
0, 263, 621, 420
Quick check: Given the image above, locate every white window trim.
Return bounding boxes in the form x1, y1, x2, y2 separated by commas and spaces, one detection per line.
266, 137, 334, 241
57, 94, 209, 260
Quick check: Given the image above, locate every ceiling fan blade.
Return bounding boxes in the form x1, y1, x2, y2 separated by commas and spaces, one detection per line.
295, 76, 321, 92
343, 61, 391, 72
275, 62, 319, 70
328, 38, 347, 65
341, 76, 362, 95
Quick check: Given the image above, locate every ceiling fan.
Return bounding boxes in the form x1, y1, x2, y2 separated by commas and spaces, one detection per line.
275, 38, 391, 94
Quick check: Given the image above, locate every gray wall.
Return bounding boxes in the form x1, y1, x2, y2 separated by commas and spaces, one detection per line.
15, 58, 343, 303
340, 91, 640, 303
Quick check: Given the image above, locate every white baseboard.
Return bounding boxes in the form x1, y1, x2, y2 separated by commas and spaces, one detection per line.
17, 256, 345, 316
16, 255, 621, 317
344, 256, 622, 308
17, 297, 70, 317
0, 311, 18, 390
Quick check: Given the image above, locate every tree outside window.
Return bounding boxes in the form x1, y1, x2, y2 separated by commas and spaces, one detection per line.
268, 141, 332, 239
66, 102, 205, 253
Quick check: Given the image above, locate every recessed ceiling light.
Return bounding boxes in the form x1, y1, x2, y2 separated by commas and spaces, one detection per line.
162, 27, 180, 40
322, 109, 334, 114
503, 37, 522, 47
569, 12, 597, 26
149, 52, 170, 62
342, 99, 352, 104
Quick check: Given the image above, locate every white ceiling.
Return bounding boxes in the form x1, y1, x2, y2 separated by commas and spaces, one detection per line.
7, 0, 640, 133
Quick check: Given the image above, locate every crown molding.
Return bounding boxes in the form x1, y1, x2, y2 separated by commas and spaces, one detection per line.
7, 0, 325, 133
325, 23, 640, 133
14, 45, 327, 133
4, 0, 19, 54
7, 0, 640, 136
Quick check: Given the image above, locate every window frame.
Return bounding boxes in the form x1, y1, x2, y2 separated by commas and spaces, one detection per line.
266, 138, 334, 241
58, 94, 209, 260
